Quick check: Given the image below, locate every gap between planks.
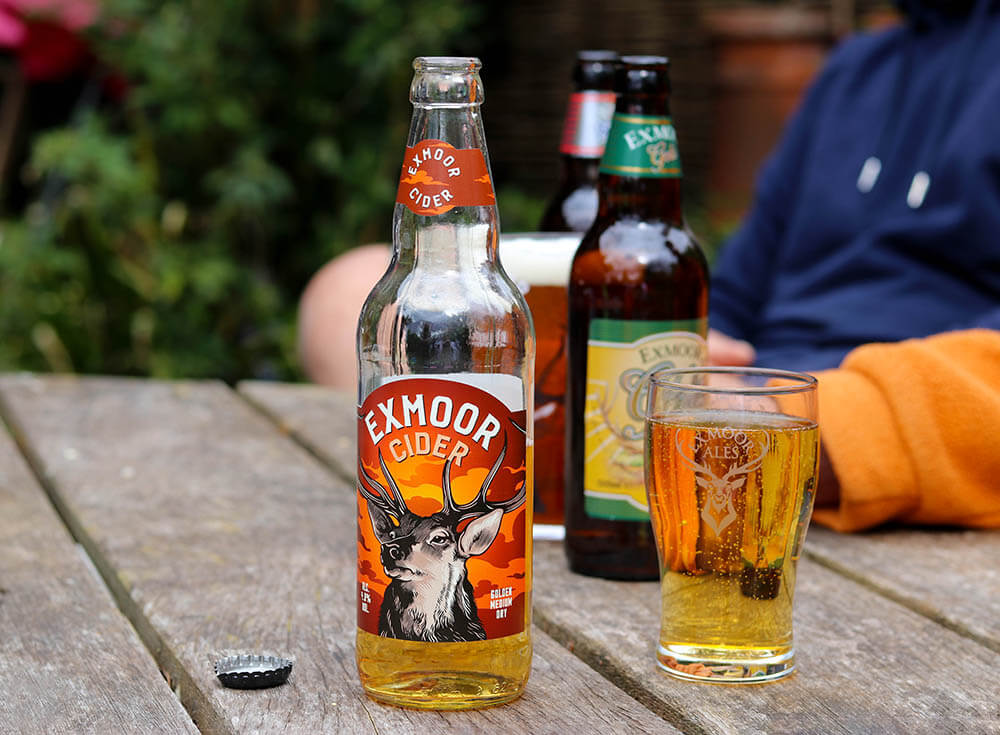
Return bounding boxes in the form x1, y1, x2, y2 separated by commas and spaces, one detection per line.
238, 384, 1000, 661
239, 388, 355, 487
803, 547, 1000, 655
531, 605, 713, 735
0, 389, 230, 735
232, 386, 708, 735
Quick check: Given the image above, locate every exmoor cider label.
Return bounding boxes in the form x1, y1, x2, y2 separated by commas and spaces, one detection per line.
396, 139, 495, 216
560, 91, 617, 157
357, 375, 529, 642
584, 318, 706, 520
599, 114, 682, 178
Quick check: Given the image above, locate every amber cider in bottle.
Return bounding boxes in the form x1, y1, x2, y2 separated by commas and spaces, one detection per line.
355, 57, 534, 709
564, 56, 709, 580
530, 52, 617, 529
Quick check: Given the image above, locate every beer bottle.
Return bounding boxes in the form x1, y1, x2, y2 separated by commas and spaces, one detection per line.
564, 56, 708, 580
356, 57, 534, 709
528, 51, 616, 532
540, 50, 618, 233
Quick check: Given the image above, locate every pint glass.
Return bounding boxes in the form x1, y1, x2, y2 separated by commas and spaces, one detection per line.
499, 233, 580, 532
644, 367, 819, 683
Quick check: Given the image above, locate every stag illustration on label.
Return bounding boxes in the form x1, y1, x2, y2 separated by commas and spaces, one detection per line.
357, 377, 528, 642
675, 429, 771, 537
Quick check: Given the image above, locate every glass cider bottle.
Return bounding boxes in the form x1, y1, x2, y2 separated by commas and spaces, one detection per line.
356, 57, 534, 710
564, 56, 709, 580
540, 50, 618, 233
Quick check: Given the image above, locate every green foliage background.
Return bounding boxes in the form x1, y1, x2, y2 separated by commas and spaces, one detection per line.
0, 0, 494, 381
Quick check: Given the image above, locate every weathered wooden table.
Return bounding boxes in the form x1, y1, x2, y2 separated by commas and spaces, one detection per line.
1, 375, 997, 734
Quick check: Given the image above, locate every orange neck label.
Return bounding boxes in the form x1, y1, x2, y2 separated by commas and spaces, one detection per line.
357, 375, 528, 642
396, 139, 495, 216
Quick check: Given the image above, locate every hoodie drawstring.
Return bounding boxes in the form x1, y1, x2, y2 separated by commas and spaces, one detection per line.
858, 0, 993, 208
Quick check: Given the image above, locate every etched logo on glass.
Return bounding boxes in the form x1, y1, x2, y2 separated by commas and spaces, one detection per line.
675, 430, 771, 536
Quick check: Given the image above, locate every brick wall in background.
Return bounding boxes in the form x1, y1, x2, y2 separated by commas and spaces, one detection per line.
482, 1, 898, 227
483, 0, 712, 201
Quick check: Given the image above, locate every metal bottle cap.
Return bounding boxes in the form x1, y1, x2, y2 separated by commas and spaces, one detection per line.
214, 654, 293, 689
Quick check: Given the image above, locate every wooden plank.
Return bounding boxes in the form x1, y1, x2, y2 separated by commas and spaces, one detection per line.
0, 375, 675, 735
805, 526, 1000, 653
533, 544, 1000, 734
241, 380, 1000, 734
0, 391, 196, 734
241, 382, 1000, 656
239, 381, 356, 483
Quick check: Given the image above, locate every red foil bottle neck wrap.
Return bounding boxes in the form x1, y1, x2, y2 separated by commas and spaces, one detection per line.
560, 91, 616, 157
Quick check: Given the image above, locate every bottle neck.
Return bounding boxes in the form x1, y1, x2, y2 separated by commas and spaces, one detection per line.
596, 93, 684, 224
597, 175, 682, 223
404, 221, 498, 273
407, 101, 488, 151
396, 99, 499, 268
560, 155, 600, 187
557, 86, 616, 181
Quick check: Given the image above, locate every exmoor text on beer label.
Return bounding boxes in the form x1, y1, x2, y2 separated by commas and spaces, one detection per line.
583, 318, 707, 521
396, 139, 496, 216
357, 375, 529, 642
560, 91, 617, 157
599, 114, 682, 178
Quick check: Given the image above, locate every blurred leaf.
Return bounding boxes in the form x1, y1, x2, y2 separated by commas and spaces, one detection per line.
1, 0, 480, 381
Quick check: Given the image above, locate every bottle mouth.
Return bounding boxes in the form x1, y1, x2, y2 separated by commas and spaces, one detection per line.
411, 57, 484, 105
616, 56, 671, 95
413, 56, 482, 73
577, 50, 618, 62
575, 50, 618, 88
620, 55, 669, 68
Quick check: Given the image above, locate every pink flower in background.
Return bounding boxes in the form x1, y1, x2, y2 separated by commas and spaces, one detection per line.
0, 0, 98, 80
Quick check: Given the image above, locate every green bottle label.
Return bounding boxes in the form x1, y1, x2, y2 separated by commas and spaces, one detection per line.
599, 114, 682, 178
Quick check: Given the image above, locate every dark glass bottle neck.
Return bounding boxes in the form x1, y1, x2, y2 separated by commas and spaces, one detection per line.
618, 90, 670, 122
597, 175, 682, 223
598, 91, 683, 224
559, 81, 614, 171
560, 155, 600, 185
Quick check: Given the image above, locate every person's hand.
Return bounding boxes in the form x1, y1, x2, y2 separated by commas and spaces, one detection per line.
708, 328, 756, 366
815, 443, 841, 509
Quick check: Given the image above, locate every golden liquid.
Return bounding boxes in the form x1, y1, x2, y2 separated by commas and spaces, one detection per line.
356, 629, 532, 709
356, 448, 534, 709
523, 283, 568, 525
645, 410, 818, 681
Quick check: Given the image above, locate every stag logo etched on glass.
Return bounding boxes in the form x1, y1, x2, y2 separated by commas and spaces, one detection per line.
674, 429, 771, 536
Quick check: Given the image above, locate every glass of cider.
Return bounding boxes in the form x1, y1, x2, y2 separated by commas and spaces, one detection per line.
644, 367, 819, 683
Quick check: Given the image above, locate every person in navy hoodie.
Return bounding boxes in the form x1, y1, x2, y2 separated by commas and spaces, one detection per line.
296, 1, 1000, 528
708, 0, 1000, 370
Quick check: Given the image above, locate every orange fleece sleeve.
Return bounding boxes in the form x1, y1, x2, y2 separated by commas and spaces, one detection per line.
812, 329, 1000, 532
